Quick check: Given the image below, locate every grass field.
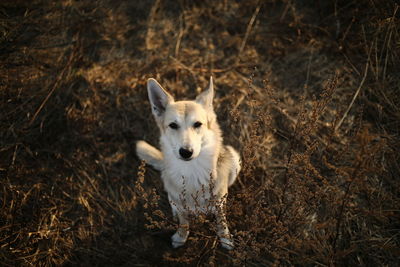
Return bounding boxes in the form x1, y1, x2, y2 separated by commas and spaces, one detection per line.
1, 0, 399, 265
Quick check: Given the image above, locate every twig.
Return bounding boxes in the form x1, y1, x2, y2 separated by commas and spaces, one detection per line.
175, 13, 185, 57
33, 41, 75, 50
28, 48, 75, 127
304, 46, 314, 93
382, 5, 398, 82
237, 2, 261, 63
145, 0, 161, 51
11, 144, 18, 166
335, 44, 371, 132
332, 157, 366, 254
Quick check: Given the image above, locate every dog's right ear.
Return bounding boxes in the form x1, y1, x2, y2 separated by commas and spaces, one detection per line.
196, 76, 214, 111
147, 78, 174, 117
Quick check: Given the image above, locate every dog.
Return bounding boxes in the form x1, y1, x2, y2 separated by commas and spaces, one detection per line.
136, 77, 241, 249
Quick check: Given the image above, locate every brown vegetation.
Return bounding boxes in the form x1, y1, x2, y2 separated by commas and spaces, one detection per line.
1, 0, 399, 265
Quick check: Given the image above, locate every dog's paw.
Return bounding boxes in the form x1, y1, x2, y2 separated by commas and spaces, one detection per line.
171, 231, 188, 248
220, 237, 234, 250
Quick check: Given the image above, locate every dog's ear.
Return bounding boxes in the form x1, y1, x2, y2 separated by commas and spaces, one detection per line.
196, 76, 214, 110
147, 78, 174, 117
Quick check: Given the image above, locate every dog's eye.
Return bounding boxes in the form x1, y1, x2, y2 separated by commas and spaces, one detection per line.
193, 121, 202, 128
169, 122, 179, 129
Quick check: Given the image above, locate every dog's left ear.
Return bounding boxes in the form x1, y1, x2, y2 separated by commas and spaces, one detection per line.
196, 76, 214, 110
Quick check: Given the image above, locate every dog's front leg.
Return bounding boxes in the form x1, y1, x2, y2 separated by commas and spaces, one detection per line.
171, 212, 189, 248
215, 208, 234, 250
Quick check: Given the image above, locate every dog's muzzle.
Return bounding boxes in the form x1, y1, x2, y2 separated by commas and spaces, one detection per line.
179, 147, 193, 161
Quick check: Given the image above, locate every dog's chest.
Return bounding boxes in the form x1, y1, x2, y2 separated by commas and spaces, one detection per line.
162, 153, 216, 203
164, 153, 213, 184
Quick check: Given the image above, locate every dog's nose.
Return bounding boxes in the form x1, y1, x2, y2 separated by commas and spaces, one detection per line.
179, 147, 193, 160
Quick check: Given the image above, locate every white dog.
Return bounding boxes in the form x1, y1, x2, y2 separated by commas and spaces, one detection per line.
136, 77, 241, 249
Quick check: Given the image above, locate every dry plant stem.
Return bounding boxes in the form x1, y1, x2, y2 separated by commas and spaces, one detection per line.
335, 47, 371, 132
304, 46, 314, 92
332, 157, 366, 256
277, 97, 306, 220
237, 2, 261, 64
28, 49, 76, 127
175, 13, 185, 57
145, 0, 161, 51
381, 5, 398, 82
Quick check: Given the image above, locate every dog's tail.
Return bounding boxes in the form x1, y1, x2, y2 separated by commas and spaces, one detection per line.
136, 141, 163, 171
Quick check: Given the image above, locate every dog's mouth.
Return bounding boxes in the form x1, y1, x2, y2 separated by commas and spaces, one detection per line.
180, 157, 193, 162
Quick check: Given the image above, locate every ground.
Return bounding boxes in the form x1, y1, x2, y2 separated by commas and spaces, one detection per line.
1, 0, 399, 266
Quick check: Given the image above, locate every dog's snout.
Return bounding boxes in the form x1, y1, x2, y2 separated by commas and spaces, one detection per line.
179, 147, 193, 160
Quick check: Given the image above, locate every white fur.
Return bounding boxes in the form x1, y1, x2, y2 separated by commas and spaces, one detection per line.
136, 77, 240, 249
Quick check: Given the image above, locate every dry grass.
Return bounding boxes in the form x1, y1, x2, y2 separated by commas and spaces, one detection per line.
1, 0, 399, 265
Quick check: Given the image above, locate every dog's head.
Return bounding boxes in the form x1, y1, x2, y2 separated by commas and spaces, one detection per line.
147, 77, 216, 161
